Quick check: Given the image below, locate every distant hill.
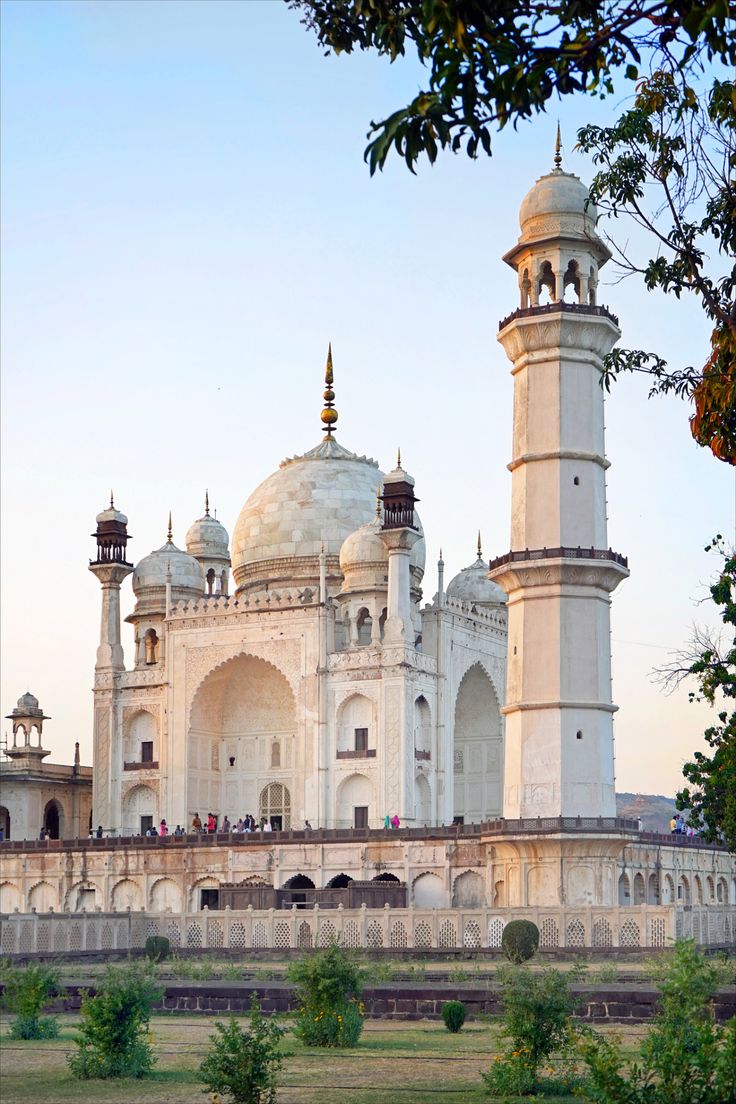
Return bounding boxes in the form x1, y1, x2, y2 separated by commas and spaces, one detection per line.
616, 792, 678, 833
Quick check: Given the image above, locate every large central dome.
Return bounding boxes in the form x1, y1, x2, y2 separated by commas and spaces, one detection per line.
232, 437, 385, 593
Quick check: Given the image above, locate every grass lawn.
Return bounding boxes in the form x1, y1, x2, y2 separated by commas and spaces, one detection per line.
0, 1014, 648, 1104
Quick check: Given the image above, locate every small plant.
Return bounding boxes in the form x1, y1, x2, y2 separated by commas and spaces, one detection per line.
501, 919, 539, 964
0, 962, 60, 1039
144, 934, 170, 962
199, 994, 284, 1104
449, 965, 469, 984
482, 963, 581, 1096
442, 1000, 466, 1033
593, 961, 619, 985
68, 962, 163, 1079
578, 940, 736, 1104
288, 942, 365, 1047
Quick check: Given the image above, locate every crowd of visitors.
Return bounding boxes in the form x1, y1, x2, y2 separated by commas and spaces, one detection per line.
670, 814, 698, 837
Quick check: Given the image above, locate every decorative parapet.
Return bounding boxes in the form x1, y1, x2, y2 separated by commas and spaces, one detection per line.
498, 301, 620, 332
489, 546, 628, 571
168, 587, 318, 624
5, 904, 732, 955
328, 647, 437, 675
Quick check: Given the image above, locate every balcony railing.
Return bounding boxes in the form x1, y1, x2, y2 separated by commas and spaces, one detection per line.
498, 301, 620, 331
488, 546, 628, 571
336, 749, 377, 760
123, 760, 159, 771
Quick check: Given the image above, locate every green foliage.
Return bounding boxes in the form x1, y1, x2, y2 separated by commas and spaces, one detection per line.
577, 72, 735, 463
288, 942, 365, 1047
442, 1000, 466, 1033
199, 995, 284, 1104
501, 919, 539, 964
670, 538, 736, 852
67, 962, 163, 1079
483, 963, 582, 1095
144, 935, 170, 962
290, 1, 735, 175
0, 962, 60, 1040
578, 940, 736, 1104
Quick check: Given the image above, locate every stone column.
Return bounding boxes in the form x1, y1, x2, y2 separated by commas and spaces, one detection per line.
379, 528, 420, 644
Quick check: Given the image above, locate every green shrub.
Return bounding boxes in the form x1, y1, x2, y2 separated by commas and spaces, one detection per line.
1, 962, 60, 1039
199, 994, 284, 1104
578, 940, 736, 1104
501, 919, 539, 964
288, 942, 365, 1048
482, 963, 581, 1096
442, 1000, 466, 1033
67, 962, 163, 1079
144, 934, 170, 962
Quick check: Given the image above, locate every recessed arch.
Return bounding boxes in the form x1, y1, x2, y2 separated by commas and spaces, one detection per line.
412, 871, 445, 908
28, 881, 57, 911
452, 870, 485, 907
336, 692, 374, 754
283, 874, 316, 890
326, 873, 353, 889
0, 806, 10, 840
373, 873, 400, 883
124, 709, 158, 766
111, 878, 143, 911
453, 663, 502, 822
43, 799, 64, 840
336, 773, 373, 829
122, 784, 156, 835
150, 877, 183, 911
259, 782, 290, 829
0, 881, 21, 911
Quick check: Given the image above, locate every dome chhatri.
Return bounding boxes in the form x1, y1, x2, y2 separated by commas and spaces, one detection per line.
132, 516, 205, 608
186, 492, 230, 557
446, 536, 507, 607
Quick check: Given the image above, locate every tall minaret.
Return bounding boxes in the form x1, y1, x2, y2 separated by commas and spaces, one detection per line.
89, 495, 133, 828
489, 141, 629, 820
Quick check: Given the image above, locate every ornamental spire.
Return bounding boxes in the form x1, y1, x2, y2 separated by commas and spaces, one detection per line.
554, 122, 562, 171
110, 489, 114, 509
477, 530, 483, 560
166, 512, 173, 544
320, 343, 338, 436
205, 489, 210, 517
375, 484, 382, 518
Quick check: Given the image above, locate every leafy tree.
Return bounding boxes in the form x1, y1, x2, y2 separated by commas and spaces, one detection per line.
289, 0, 735, 174
68, 963, 163, 1079
578, 939, 736, 1104
662, 536, 736, 852
199, 995, 284, 1104
0, 962, 60, 1039
578, 71, 735, 463
291, 2, 735, 462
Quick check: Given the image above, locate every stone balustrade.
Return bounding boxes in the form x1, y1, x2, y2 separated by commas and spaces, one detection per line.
4, 903, 733, 957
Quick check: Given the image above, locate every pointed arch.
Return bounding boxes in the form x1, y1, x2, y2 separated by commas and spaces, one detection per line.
453, 662, 503, 822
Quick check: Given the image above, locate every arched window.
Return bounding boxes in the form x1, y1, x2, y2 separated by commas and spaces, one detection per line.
633, 872, 646, 905
206, 567, 216, 595
356, 607, 372, 646
144, 629, 159, 665
326, 873, 353, 888
618, 872, 630, 905
0, 806, 10, 841
259, 782, 290, 830
414, 696, 431, 757
538, 260, 555, 304
563, 259, 580, 302
271, 742, 281, 768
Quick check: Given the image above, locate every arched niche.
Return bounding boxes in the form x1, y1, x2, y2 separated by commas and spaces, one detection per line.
412, 872, 445, 908
633, 872, 646, 905
618, 872, 631, 905
453, 663, 502, 822
28, 881, 56, 911
414, 773, 431, 827
124, 710, 158, 766
111, 878, 143, 911
567, 865, 595, 906
0, 806, 10, 840
0, 881, 21, 911
122, 784, 156, 836
150, 877, 183, 911
188, 653, 297, 826
259, 782, 290, 829
335, 773, 373, 829
43, 799, 64, 840
414, 695, 431, 756
326, 873, 353, 889
452, 870, 485, 908
336, 693, 373, 755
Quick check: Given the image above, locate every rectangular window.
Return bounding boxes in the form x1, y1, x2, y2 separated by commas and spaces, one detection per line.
354, 806, 368, 829
354, 727, 368, 752
141, 741, 153, 763
140, 815, 153, 835
200, 889, 220, 910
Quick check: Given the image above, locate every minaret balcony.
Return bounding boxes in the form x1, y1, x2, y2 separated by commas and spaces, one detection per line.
489, 545, 629, 596
498, 301, 620, 333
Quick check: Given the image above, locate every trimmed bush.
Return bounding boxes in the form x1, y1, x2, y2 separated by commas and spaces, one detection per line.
144, 934, 170, 962
442, 1000, 466, 1033
501, 919, 539, 964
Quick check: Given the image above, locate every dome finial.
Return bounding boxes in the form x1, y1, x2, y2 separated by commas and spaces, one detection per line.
167, 512, 173, 544
375, 483, 382, 518
320, 342, 338, 436
110, 489, 114, 509
477, 530, 483, 560
205, 489, 210, 517
396, 447, 402, 469
554, 122, 562, 171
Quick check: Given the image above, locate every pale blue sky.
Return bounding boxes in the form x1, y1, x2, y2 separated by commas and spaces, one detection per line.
1, 0, 732, 795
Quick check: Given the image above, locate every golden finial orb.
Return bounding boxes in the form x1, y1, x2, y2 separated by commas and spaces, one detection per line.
321, 342, 338, 435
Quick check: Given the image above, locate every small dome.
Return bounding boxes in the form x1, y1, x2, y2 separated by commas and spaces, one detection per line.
447, 555, 506, 606
186, 514, 230, 558
17, 691, 40, 711
339, 517, 387, 571
95, 505, 128, 527
519, 170, 597, 231
133, 542, 205, 599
